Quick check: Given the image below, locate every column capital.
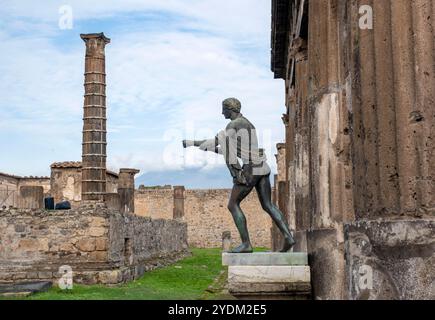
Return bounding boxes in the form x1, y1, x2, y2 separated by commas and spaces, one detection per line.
119, 168, 140, 175
80, 32, 111, 44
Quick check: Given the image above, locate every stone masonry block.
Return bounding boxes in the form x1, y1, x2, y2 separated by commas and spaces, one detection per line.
223, 252, 308, 266
228, 266, 311, 283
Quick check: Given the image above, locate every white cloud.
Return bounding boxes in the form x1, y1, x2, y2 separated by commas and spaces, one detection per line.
1, 0, 271, 39
0, 1, 285, 183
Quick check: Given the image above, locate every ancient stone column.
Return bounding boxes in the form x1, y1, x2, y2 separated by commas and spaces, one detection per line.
173, 186, 185, 219
80, 33, 110, 202
18, 186, 44, 209
118, 168, 140, 214
272, 174, 278, 205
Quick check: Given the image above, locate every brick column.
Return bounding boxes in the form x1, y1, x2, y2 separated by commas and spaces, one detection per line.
173, 186, 185, 219
80, 33, 110, 202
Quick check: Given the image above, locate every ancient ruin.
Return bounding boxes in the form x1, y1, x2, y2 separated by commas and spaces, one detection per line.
135, 186, 272, 248
183, 97, 295, 253
80, 33, 110, 202
0, 1, 433, 301
0, 33, 189, 285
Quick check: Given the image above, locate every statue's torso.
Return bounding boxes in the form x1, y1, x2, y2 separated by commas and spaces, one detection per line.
225, 115, 271, 177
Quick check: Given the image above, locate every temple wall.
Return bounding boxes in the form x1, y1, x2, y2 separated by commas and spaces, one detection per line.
135, 188, 273, 248
0, 174, 19, 208
0, 173, 50, 208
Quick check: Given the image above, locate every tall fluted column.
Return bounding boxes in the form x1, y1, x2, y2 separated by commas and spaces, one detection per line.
80, 33, 110, 202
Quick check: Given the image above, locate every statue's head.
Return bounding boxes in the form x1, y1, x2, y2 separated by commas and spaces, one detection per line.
222, 98, 241, 119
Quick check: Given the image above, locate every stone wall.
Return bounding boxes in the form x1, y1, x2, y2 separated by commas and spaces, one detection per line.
272, 144, 289, 250
18, 178, 51, 195
135, 188, 272, 248
0, 173, 19, 208
135, 188, 173, 220
0, 204, 189, 284
184, 189, 272, 248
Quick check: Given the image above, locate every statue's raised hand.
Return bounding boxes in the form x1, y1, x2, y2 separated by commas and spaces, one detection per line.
182, 140, 193, 148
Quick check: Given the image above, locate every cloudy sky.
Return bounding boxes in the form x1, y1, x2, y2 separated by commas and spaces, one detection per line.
0, 0, 285, 188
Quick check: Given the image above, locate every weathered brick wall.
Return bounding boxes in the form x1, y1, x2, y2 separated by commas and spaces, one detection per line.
135, 188, 272, 248
18, 178, 51, 195
271, 0, 435, 300
0, 206, 110, 267
0, 174, 50, 208
0, 204, 189, 284
50, 167, 120, 209
50, 167, 82, 207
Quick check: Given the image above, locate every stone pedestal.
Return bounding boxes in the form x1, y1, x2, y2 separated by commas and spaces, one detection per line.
223, 252, 311, 299
221, 231, 232, 252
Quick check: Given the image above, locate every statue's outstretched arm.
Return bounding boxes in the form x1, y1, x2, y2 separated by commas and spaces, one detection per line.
182, 137, 221, 154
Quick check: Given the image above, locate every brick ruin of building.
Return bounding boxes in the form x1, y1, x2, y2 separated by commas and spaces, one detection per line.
0, 33, 189, 285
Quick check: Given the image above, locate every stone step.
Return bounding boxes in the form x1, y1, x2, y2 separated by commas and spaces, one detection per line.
228, 266, 311, 284
228, 282, 311, 295
222, 252, 308, 266
0, 291, 32, 298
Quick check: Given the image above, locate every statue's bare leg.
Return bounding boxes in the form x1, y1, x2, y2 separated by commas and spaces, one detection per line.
255, 174, 295, 252
228, 183, 255, 253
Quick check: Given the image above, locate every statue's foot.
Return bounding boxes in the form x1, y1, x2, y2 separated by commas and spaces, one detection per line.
230, 242, 253, 253
279, 237, 296, 252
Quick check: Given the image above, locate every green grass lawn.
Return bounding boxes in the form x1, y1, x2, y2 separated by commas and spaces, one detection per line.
6, 247, 268, 300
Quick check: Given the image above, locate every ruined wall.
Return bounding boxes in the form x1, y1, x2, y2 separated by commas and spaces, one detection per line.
18, 178, 50, 195
0, 204, 189, 284
350, 0, 434, 219
135, 188, 272, 248
135, 188, 173, 220
50, 163, 119, 208
0, 173, 50, 208
0, 173, 19, 208
50, 167, 82, 207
